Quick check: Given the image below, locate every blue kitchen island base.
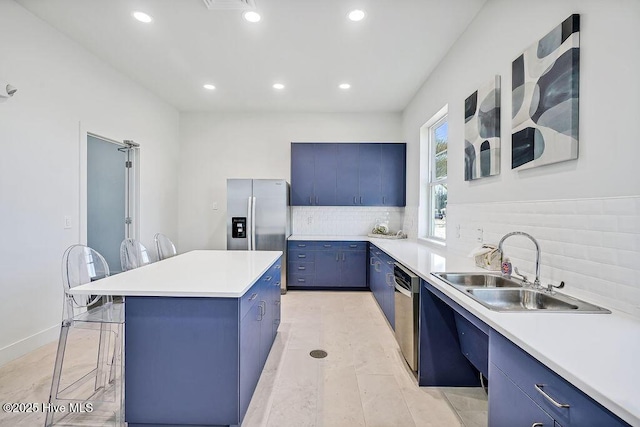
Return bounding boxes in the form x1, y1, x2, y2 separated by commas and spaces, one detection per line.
124, 260, 281, 426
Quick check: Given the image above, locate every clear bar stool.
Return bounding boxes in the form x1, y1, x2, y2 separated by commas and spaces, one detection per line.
45, 245, 124, 427
120, 238, 152, 271
154, 233, 177, 261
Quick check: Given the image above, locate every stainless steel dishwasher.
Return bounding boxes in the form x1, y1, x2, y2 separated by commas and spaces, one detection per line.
393, 262, 420, 371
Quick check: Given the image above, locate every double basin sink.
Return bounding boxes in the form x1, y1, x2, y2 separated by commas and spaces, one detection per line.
433, 273, 610, 313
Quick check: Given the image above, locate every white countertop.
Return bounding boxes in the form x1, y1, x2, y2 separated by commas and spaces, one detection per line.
289, 235, 640, 425
69, 250, 282, 298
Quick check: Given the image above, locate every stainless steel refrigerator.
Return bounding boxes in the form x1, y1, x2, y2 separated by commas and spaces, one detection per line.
226, 179, 290, 292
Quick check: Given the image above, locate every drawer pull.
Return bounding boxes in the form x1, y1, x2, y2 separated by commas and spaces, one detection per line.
387, 261, 394, 265
297, 278, 305, 282
349, 244, 358, 248
248, 293, 257, 301
370, 257, 376, 265
298, 266, 306, 270
298, 254, 306, 258
531, 424, 545, 427
297, 244, 306, 247
275, 265, 281, 269
324, 244, 332, 248
534, 384, 570, 408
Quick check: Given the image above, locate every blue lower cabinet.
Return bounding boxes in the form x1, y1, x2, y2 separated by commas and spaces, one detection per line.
490, 330, 629, 427
367, 244, 395, 329
125, 258, 281, 426
454, 312, 488, 378
489, 363, 555, 427
288, 241, 366, 288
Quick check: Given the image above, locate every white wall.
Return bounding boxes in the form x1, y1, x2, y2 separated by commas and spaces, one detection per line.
402, 0, 640, 315
178, 112, 403, 251
403, 0, 640, 207
0, 1, 180, 365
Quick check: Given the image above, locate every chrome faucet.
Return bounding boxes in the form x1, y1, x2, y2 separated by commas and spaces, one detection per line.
498, 231, 542, 289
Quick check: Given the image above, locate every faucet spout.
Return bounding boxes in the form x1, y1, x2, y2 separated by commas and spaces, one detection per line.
497, 231, 542, 288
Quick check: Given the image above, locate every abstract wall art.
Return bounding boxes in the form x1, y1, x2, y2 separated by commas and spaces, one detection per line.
465, 75, 501, 181
512, 14, 580, 171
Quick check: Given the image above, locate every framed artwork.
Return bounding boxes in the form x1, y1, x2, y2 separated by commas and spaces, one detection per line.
465, 75, 501, 180
512, 14, 580, 170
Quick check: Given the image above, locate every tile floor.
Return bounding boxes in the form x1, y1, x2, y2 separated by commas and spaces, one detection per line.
0, 291, 487, 427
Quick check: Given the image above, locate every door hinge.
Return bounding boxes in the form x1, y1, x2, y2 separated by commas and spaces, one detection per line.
125, 161, 132, 168
125, 217, 132, 225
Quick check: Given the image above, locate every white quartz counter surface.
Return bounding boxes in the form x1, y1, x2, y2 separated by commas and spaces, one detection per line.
289, 235, 640, 425
69, 250, 282, 298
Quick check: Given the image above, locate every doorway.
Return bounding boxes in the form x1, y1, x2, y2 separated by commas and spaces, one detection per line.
86, 134, 138, 274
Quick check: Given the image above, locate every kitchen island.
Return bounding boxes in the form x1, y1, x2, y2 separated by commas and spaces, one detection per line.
69, 250, 283, 427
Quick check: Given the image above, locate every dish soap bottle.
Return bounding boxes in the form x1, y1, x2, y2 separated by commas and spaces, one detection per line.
501, 257, 512, 278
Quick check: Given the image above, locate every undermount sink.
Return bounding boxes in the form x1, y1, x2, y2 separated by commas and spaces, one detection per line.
432, 272, 610, 313
435, 273, 524, 288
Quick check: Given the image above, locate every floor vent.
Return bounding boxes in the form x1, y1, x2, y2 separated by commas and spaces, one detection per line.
310, 350, 328, 359
202, 0, 256, 10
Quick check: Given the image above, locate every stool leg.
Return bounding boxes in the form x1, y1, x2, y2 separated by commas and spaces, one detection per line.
95, 322, 109, 391
44, 321, 70, 427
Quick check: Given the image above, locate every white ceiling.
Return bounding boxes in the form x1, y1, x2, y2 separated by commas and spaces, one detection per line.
16, 0, 486, 113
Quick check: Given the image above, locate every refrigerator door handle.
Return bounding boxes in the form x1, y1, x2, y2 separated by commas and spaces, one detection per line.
247, 197, 252, 250
251, 196, 257, 250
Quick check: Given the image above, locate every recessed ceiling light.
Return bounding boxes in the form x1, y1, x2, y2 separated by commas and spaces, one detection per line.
272, 83, 285, 90
339, 83, 351, 90
348, 9, 366, 22
203, 84, 216, 90
132, 11, 153, 23
243, 11, 261, 23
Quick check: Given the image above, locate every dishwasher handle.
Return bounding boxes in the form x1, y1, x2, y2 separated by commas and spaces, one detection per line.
394, 281, 413, 298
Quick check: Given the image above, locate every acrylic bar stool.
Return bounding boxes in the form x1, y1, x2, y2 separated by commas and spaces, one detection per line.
45, 244, 124, 426
120, 238, 152, 272
154, 233, 177, 261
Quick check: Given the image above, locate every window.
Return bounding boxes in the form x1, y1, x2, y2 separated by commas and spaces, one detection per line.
420, 106, 448, 241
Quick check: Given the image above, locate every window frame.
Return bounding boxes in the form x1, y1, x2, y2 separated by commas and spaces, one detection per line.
419, 105, 448, 244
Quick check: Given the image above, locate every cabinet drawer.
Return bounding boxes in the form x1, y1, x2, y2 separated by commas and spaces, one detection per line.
289, 250, 316, 262
490, 331, 628, 426
240, 284, 261, 319
289, 274, 315, 286
317, 241, 338, 250
288, 241, 317, 250
340, 241, 367, 251
289, 262, 315, 274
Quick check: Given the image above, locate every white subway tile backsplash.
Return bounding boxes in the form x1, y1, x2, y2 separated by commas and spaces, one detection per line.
448, 196, 640, 317
292, 206, 404, 236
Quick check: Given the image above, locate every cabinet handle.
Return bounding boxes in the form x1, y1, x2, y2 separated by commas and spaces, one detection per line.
370, 257, 376, 265
258, 301, 266, 320
353, 196, 357, 204
360, 196, 363, 204
386, 273, 393, 286
531, 424, 545, 427
297, 278, 305, 282
316, 196, 319, 204
274, 282, 280, 287
324, 244, 332, 248
297, 244, 306, 248
298, 266, 306, 270
265, 276, 272, 281
534, 384, 570, 408
275, 265, 281, 270
342, 253, 346, 261
274, 300, 280, 306
309, 196, 312, 205
349, 244, 358, 248
336, 253, 339, 261
248, 293, 257, 301
383, 196, 386, 204
374, 262, 381, 273
298, 254, 306, 258
387, 261, 394, 265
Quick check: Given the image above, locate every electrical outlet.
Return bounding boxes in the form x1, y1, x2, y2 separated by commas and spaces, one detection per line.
456, 224, 461, 238
212, 202, 218, 210
476, 227, 484, 243
64, 216, 72, 229
307, 216, 313, 225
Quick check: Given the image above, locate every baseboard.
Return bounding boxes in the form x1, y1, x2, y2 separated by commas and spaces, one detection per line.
0, 324, 59, 367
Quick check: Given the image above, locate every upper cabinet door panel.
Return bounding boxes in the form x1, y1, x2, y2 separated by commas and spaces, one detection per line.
313, 144, 338, 206
291, 143, 406, 206
291, 143, 315, 205
336, 144, 360, 205
358, 144, 382, 206
381, 144, 406, 207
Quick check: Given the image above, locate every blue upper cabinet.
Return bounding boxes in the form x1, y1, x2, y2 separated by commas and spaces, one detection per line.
292, 142, 406, 206
381, 143, 406, 206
